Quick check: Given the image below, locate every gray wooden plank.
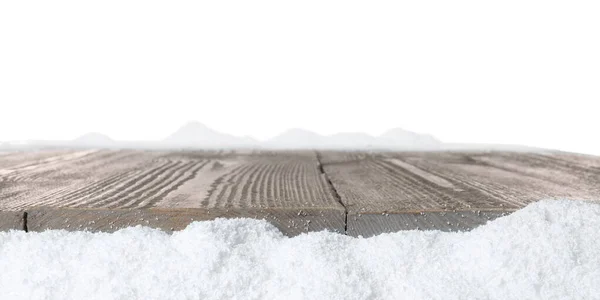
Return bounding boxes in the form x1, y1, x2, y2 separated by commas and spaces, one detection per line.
0, 211, 25, 231
0, 150, 226, 210
320, 153, 512, 213
321, 151, 600, 213
195, 151, 341, 210
1, 150, 341, 211
394, 152, 600, 205
0, 149, 72, 169
347, 210, 513, 237
320, 151, 600, 236
0, 150, 165, 210
26, 207, 345, 237
5, 150, 600, 237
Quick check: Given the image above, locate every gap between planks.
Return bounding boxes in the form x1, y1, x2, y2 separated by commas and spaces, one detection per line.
315, 151, 348, 234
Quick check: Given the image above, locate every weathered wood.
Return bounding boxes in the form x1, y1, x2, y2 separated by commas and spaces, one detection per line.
320, 151, 600, 236
0, 150, 166, 210
0, 150, 341, 211
3, 149, 600, 236
26, 207, 345, 236
347, 210, 513, 237
321, 151, 600, 213
392, 152, 600, 205
0, 211, 25, 231
196, 151, 341, 209
320, 155, 511, 213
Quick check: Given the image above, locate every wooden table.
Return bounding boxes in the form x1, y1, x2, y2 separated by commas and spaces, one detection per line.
1, 149, 599, 236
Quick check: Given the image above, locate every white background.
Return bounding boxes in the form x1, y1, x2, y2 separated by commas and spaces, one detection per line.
1, 1, 599, 154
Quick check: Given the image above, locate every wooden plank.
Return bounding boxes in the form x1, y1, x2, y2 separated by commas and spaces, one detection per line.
62, 156, 212, 209
4, 150, 600, 237
26, 207, 345, 237
320, 154, 510, 213
0, 149, 72, 169
347, 210, 512, 237
0, 211, 25, 231
0, 150, 165, 210
1, 150, 341, 211
0, 150, 224, 210
193, 151, 341, 209
320, 151, 600, 236
394, 152, 600, 205
322, 151, 600, 213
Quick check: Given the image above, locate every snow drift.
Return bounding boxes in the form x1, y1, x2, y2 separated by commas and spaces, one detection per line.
1, 199, 599, 300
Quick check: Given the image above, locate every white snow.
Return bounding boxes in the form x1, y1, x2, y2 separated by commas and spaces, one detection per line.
1, 199, 600, 300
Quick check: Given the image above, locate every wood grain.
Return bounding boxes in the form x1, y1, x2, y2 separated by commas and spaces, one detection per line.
321, 151, 600, 213
347, 210, 512, 237
198, 151, 341, 209
27, 207, 345, 237
320, 151, 600, 236
0, 150, 341, 211
0, 150, 165, 210
0, 211, 25, 231
2, 149, 600, 236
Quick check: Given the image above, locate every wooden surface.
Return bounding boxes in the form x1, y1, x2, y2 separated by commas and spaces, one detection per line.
347, 210, 512, 237
27, 207, 345, 236
1, 149, 600, 236
320, 151, 600, 236
0, 150, 340, 211
0, 211, 24, 231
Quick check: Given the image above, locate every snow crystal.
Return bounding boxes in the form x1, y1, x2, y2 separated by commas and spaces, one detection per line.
1, 199, 599, 300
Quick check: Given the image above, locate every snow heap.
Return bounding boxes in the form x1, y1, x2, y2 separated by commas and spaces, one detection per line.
1, 199, 599, 300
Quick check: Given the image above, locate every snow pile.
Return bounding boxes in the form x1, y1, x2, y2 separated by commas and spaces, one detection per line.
1, 200, 600, 300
